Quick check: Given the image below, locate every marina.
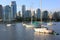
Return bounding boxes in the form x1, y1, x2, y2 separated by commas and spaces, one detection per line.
0, 22, 60, 40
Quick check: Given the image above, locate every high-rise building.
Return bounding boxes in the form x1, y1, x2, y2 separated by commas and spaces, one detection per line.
25, 10, 31, 18
52, 12, 60, 20
42, 10, 48, 19
22, 5, 26, 18
0, 5, 3, 20
11, 1, 17, 20
18, 11, 21, 17
57, 12, 60, 19
36, 8, 41, 19
4, 5, 11, 21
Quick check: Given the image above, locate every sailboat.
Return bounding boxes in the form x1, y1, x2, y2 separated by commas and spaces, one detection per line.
22, 1, 35, 28
34, 0, 53, 34
22, 11, 34, 28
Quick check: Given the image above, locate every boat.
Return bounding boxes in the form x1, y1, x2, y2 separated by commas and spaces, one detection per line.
34, 0, 54, 34
22, 23, 26, 26
47, 22, 53, 26
34, 23, 54, 34
47, 22, 56, 26
24, 24, 34, 28
22, 21, 42, 28
22, 22, 34, 28
34, 27, 53, 34
6, 24, 12, 27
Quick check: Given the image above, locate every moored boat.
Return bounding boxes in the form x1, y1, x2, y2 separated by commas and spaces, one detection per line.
6, 24, 12, 27
34, 25, 54, 34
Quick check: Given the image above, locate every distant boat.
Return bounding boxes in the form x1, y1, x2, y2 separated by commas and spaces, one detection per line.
6, 24, 12, 27
22, 21, 42, 28
47, 22, 53, 26
22, 22, 34, 28
24, 24, 34, 28
6, 23, 15, 27
47, 22, 56, 26
22, 23, 25, 26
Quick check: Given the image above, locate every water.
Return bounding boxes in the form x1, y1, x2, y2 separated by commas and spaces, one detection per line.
0, 22, 60, 40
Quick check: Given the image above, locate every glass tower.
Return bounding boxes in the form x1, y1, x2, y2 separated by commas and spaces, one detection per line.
4, 5, 11, 21
22, 5, 26, 18
0, 5, 3, 19
11, 1, 17, 20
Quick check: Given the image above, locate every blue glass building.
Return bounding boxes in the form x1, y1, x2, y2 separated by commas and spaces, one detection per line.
4, 5, 11, 21
11, 1, 17, 20
36, 8, 41, 19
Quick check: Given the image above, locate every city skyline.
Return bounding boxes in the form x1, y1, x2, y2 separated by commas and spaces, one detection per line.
0, 0, 60, 12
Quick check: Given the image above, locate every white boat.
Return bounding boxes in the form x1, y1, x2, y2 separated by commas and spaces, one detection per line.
25, 24, 34, 28
22, 23, 27, 26
34, 0, 55, 34
47, 22, 53, 26
34, 27, 53, 34
22, 23, 34, 28
6, 24, 12, 27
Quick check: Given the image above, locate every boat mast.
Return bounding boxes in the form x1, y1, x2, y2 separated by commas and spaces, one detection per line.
30, 0, 33, 24
40, 0, 42, 24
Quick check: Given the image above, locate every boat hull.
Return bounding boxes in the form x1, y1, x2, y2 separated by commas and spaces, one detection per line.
6, 24, 12, 27
22, 23, 34, 28
34, 28, 53, 34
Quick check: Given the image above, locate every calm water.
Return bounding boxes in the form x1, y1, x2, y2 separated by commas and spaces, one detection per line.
0, 22, 60, 40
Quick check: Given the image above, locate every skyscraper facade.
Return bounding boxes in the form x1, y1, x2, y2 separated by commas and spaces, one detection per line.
22, 5, 26, 18
11, 1, 17, 20
36, 8, 41, 19
4, 5, 11, 21
53, 12, 60, 20
25, 10, 31, 18
42, 11, 48, 19
0, 5, 3, 20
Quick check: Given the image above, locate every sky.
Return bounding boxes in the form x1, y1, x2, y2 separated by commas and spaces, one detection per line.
0, 0, 60, 12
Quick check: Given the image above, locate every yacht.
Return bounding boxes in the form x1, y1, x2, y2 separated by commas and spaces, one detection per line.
34, 25, 53, 34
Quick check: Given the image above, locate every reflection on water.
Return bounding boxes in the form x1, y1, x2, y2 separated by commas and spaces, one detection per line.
34, 32, 56, 40
0, 22, 60, 40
